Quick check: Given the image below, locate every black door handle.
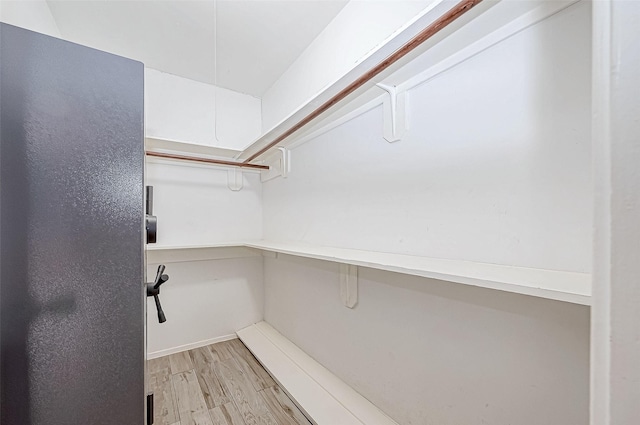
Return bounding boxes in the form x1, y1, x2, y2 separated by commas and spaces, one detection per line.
146, 186, 157, 244
147, 264, 169, 323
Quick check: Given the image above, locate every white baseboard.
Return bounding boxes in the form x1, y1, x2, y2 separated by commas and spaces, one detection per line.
237, 321, 399, 425
147, 334, 237, 359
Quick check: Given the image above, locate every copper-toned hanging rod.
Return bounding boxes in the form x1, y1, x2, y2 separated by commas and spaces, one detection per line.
242, 0, 482, 164
146, 151, 269, 170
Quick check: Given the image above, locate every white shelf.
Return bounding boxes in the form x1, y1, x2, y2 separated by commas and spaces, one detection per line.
145, 240, 591, 305
146, 243, 259, 263
146, 243, 241, 251
238, 322, 399, 425
244, 240, 591, 306
145, 136, 242, 160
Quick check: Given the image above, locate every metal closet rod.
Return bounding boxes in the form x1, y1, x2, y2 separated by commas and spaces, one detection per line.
144, 0, 482, 170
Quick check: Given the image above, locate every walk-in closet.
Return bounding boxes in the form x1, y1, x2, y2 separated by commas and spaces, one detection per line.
1, 1, 639, 424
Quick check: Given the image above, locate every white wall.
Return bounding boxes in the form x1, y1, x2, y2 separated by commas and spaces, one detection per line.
145, 68, 261, 150
265, 255, 589, 425
147, 256, 263, 357
145, 159, 263, 353
143, 58, 263, 356
260, 0, 432, 132
262, 2, 591, 424
263, 1, 592, 273
145, 159, 262, 246
0, 0, 60, 37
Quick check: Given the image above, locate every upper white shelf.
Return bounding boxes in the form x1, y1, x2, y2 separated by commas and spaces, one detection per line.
146, 240, 591, 305
145, 137, 241, 159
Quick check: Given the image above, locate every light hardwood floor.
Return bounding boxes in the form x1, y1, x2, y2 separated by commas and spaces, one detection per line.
148, 339, 312, 425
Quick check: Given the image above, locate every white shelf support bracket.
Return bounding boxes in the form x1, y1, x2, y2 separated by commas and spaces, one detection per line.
339, 264, 358, 308
376, 83, 407, 143
261, 250, 278, 259
227, 168, 243, 191
261, 147, 291, 182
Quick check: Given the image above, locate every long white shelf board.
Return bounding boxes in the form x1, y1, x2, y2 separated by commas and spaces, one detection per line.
145, 137, 242, 159
246, 241, 591, 306
147, 243, 241, 251
237, 321, 399, 425
145, 241, 591, 305
146, 243, 259, 264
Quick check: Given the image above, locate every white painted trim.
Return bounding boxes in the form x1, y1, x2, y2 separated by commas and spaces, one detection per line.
147, 334, 238, 359
591, 1, 612, 423
590, 1, 640, 424
237, 322, 399, 425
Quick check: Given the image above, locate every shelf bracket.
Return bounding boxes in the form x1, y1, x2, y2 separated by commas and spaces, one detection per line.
376, 83, 407, 143
261, 147, 291, 182
261, 250, 278, 259
227, 168, 243, 191
340, 264, 358, 308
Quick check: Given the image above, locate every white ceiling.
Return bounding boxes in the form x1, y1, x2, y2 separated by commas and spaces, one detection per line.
47, 0, 348, 97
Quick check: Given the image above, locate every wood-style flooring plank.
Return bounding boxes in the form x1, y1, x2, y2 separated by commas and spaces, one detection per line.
151, 343, 307, 425
227, 339, 276, 390
260, 386, 311, 425
149, 356, 172, 375
169, 351, 195, 374
189, 347, 232, 408
172, 370, 212, 425
209, 403, 245, 425
149, 369, 180, 425
217, 358, 278, 425
207, 341, 235, 362
179, 409, 214, 425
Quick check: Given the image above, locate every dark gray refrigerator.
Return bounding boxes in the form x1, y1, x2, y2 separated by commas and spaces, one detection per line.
0, 23, 146, 424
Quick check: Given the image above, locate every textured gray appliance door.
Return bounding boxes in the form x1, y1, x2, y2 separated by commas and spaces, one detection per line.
0, 24, 145, 425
